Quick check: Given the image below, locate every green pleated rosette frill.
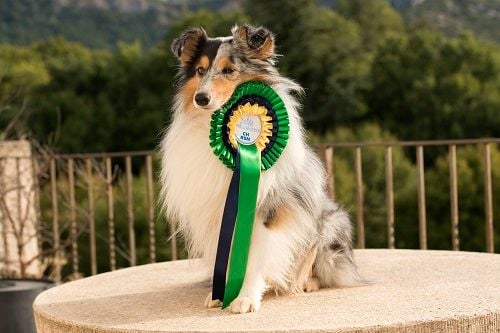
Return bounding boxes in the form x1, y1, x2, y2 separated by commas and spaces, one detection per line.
209, 81, 289, 170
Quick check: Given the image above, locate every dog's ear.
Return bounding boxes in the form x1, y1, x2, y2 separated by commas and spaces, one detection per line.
231, 24, 275, 60
171, 27, 208, 64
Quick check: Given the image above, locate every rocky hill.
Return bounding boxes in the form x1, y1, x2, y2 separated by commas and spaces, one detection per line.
0, 0, 179, 49
399, 0, 500, 43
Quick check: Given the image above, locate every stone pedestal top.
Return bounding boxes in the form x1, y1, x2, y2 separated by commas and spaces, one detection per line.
33, 249, 500, 332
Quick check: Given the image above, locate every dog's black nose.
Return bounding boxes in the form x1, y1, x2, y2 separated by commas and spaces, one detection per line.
194, 93, 210, 107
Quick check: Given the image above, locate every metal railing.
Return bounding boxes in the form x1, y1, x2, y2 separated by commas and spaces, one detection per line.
1, 138, 498, 281
46, 151, 178, 281
315, 138, 498, 253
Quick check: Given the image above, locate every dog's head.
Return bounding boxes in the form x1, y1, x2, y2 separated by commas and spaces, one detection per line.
171, 24, 277, 112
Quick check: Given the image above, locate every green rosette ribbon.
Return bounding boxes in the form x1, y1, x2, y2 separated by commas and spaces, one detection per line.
209, 81, 289, 309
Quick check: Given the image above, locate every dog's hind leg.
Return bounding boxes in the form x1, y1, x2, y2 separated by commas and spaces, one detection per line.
295, 245, 320, 293
313, 202, 368, 288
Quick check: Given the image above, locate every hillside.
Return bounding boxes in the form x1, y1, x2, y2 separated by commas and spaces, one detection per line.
0, 0, 498, 50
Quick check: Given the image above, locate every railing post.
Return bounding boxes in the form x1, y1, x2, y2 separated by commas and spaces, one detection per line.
449, 145, 460, 251
324, 146, 335, 199
67, 159, 79, 275
85, 159, 97, 275
483, 143, 494, 253
125, 156, 136, 266
106, 157, 116, 271
146, 155, 156, 263
416, 146, 427, 250
355, 147, 365, 249
385, 146, 395, 249
50, 159, 61, 282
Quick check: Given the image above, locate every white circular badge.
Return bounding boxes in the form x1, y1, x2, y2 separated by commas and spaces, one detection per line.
235, 115, 262, 145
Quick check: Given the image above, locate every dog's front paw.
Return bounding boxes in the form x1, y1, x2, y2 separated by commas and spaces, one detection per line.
204, 292, 222, 308
229, 296, 261, 314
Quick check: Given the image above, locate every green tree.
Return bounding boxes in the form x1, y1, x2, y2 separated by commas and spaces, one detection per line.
0, 44, 50, 139
336, 0, 404, 51
367, 31, 500, 141
166, 9, 250, 38
20, 38, 177, 153
27, 38, 115, 151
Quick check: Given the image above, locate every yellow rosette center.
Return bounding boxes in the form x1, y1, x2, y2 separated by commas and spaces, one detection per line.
227, 102, 273, 151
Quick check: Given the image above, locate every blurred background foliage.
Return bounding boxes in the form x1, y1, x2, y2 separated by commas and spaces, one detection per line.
2, 0, 499, 148
1, 0, 499, 273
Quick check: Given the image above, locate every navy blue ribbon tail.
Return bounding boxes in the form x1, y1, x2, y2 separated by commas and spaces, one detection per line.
212, 155, 240, 302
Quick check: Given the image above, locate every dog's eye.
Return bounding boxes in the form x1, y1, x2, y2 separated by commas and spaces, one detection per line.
222, 67, 235, 75
196, 67, 206, 76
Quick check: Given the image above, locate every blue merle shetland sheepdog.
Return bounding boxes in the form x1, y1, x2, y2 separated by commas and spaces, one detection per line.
160, 24, 365, 313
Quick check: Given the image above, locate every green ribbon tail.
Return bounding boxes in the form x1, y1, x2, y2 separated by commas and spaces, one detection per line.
222, 143, 261, 309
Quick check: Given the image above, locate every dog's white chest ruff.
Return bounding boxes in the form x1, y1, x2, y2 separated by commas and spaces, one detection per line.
161, 113, 232, 262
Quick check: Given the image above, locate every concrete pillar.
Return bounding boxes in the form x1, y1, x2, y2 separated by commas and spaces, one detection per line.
0, 140, 40, 277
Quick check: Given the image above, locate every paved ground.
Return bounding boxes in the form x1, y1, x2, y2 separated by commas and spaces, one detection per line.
34, 249, 500, 332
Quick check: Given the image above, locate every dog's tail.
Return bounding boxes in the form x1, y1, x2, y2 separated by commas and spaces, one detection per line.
313, 202, 370, 288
